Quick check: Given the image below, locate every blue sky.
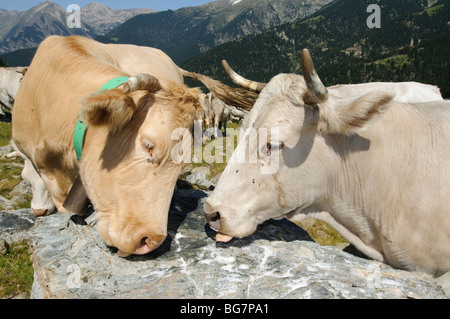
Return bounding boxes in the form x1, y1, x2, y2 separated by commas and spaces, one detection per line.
0, 0, 215, 11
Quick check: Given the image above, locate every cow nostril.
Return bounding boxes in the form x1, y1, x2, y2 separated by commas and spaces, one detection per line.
132, 236, 163, 256
139, 237, 150, 248
206, 211, 221, 231
210, 212, 221, 222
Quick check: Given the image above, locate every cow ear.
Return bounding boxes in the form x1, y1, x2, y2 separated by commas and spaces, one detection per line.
318, 90, 395, 135
80, 88, 137, 133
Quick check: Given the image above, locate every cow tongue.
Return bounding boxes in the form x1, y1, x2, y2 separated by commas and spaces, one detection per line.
216, 233, 233, 243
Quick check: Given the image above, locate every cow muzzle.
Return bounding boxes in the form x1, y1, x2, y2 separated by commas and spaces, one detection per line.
32, 208, 50, 216
204, 202, 234, 243
117, 235, 165, 258
205, 210, 221, 232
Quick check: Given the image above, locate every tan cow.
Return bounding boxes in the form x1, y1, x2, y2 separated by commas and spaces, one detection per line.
12, 36, 253, 257
205, 50, 450, 296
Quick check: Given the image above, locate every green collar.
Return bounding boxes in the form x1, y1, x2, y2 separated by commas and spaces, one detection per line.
74, 76, 130, 161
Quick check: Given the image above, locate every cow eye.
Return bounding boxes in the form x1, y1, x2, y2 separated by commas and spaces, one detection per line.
262, 141, 284, 157
140, 137, 157, 162
142, 139, 154, 154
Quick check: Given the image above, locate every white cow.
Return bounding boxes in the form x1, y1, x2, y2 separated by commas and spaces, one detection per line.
206, 50, 450, 296
0, 67, 27, 119
198, 92, 214, 136
227, 104, 248, 123
203, 93, 248, 139
7, 141, 55, 216
204, 92, 231, 139
328, 82, 443, 103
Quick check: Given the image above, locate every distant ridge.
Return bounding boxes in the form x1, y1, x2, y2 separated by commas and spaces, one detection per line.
182, 0, 450, 98
99, 0, 332, 64
0, 1, 154, 54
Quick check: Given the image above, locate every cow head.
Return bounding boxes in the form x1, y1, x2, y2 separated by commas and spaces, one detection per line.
204, 49, 395, 240
79, 74, 202, 257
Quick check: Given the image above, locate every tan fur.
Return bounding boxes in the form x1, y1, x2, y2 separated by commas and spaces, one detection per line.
180, 69, 258, 111
80, 89, 137, 132
157, 80, 203, 128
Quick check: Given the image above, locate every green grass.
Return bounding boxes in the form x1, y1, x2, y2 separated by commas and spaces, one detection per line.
0, 122, 12, 147
188, 121, 242, 180
0, 123, 33, 298
0, 241, 33, 298
371, 54, 411, 67
0, 159, 24, 197
425, 4, 444, 16
0, 122, 29, 207
296, 219, 348, 246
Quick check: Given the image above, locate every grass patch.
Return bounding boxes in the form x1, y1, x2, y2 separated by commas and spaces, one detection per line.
412, 4, 444, 17
371, 54, 410, 67
0, 240, 34, 298
191, 121, 242, 176
296, 218, 348, 246
0, 122, 28, 205
0, 122, 12, 147
0, 122, 29, 207
0, 159, 24, 196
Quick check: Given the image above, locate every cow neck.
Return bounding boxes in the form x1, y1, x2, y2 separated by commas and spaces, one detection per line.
74, 76, 130, 162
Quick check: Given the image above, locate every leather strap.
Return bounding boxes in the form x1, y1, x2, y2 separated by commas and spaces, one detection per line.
73, 76, 130, 161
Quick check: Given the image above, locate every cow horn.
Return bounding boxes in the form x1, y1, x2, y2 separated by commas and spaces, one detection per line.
221, 60, 267, 92
301, 49, 328, 104
123, 73, 162, 94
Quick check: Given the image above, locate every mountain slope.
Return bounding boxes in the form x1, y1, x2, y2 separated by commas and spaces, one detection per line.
0, 1, 154, 54
100, 0, 332, 63
81, 2, 154, 35
0, 10, 21, 40
0, 1, 94, 54
182, 0, 450, 97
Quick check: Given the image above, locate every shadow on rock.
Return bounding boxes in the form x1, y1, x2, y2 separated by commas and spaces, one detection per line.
208, 217, 315, 249
123, 189, 208, 261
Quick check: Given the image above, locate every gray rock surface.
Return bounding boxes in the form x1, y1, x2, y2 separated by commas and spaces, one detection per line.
186, 166, 213, 188
28, 189, 446, 299
0, 144, 13, 158
0, 209, 36, 244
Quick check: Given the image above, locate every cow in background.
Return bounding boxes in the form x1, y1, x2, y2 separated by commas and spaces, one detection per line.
328, 81, 443, 103
208, 92, 231, 139
202, 92, 249, 140
0, 67, 27, 120
7, 140, 55, 216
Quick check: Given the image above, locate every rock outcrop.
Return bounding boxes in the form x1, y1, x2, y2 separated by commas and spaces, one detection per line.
0, 209, 36, 244
27, 189, 446, 299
